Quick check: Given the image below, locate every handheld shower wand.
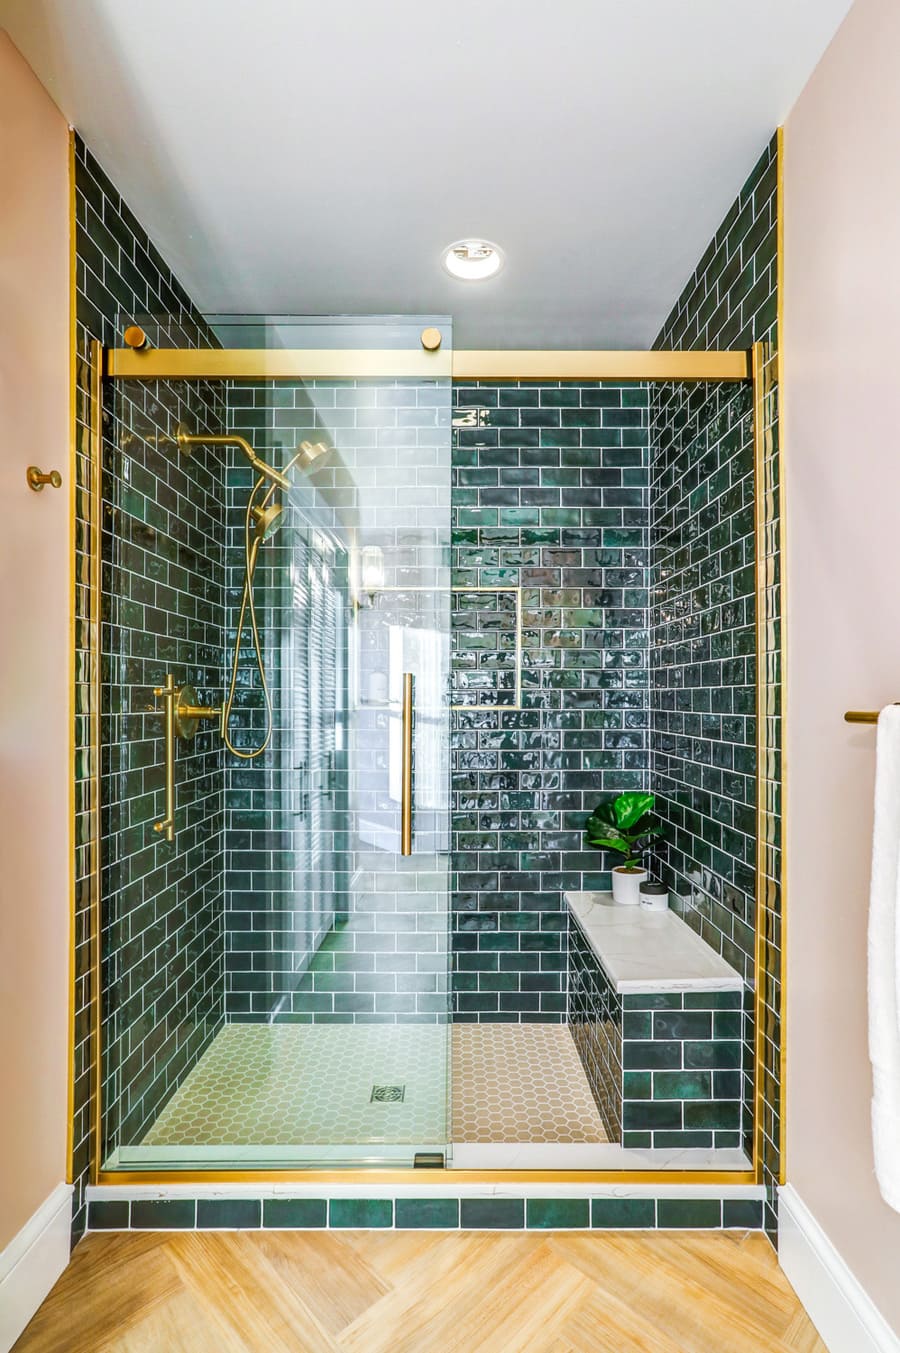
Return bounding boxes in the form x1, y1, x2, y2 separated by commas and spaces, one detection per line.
220, 439, 330, 759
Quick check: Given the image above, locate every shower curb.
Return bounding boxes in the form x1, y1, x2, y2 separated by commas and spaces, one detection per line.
84, 1182, 766, 1235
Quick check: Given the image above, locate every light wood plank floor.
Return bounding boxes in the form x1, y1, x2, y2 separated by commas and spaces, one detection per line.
14, 1229, 826, 1352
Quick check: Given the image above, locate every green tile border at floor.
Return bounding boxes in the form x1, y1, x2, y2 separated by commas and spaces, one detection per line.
84, 1194, 764, 1234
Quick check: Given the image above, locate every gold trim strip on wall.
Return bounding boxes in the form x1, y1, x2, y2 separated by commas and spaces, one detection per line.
775, 123, 788, 1189
108, 347, 453, 380
65, 128, 78, 1188
88, 338, 104, 1186
105, 347, 750, 383
401, 672, 413, 856
752, 339, 768, 1189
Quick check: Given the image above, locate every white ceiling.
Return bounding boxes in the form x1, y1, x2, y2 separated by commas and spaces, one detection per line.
2, 0, 852, 348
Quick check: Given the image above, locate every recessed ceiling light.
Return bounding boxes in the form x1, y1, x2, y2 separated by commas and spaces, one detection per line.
442, 239, 504, 281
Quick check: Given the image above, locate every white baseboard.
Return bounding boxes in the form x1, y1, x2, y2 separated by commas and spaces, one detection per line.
778, 1185, 900, 1353
0, 1183, 72, 1353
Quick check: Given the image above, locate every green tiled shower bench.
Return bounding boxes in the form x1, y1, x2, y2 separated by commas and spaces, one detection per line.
566, 892, 747, 1152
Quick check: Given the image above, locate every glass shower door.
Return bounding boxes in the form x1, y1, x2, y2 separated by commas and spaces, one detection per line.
103, 317, 452, 1170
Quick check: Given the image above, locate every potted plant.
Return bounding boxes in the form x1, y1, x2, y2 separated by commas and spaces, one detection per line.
584, 791, 662, 906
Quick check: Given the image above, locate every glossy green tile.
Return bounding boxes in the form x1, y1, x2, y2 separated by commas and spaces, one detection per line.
263, 1199, 327, 1228
394, 1199, 459, 1229
87, 1200, 129, 1231
130, 1200, 196, 1230
329, 1199, 393, 1229
722, 1199, 763, 1230
656, 1199, 722, 1229
591, 1198, 655, 1229
526, 1199, 589, 1229
651, 1071, 711, 1101
460, 1198, 524, 1229
196, 1199, 261, 1230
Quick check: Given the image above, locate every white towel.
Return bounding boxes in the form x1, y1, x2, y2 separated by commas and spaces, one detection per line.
869, 704, 900, 1212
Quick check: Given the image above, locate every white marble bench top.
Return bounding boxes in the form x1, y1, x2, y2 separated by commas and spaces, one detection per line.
565, 891, 744, 995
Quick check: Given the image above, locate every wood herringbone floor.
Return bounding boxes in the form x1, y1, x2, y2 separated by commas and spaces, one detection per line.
14, 1229, 826, 1352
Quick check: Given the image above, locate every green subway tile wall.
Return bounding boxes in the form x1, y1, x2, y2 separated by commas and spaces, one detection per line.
651, 134, 781, 1233
72, 136, 227, 1240
451, 382, 650, 1019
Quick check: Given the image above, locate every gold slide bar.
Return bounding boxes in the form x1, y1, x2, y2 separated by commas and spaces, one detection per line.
106, 347, 750, 382
108, 347, 453, 380
451, 350, 751, 381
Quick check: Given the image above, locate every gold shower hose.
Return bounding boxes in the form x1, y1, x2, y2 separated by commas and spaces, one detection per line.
221, 445, 307, 759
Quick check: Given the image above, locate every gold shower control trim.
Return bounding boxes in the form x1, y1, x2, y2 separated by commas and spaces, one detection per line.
153, 676, 222, 842
174, 683, 223, 739
401, 672, 413, 856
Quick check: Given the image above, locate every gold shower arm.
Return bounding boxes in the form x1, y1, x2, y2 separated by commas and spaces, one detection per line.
175, 426, 291, 490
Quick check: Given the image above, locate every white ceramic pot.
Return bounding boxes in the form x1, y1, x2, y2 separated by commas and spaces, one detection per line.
611, 866, 648, 906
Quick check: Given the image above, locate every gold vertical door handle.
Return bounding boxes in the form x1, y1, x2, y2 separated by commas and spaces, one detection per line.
153, 673, 176, 842
401, 672, 413, 856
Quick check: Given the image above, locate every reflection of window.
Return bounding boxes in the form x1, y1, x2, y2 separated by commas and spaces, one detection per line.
388, 623, 445, 811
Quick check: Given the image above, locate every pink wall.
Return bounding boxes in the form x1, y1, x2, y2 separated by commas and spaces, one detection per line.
785, 0, 900, 1332
0, 32, 71, 1250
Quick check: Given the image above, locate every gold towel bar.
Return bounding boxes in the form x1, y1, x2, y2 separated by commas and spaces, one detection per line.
844, 708, 899, 724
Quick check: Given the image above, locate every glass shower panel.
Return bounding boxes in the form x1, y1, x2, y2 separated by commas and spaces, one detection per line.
102, 318, 452, 1170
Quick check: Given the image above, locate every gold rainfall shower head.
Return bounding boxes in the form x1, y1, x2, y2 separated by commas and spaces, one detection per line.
297, 439, 329, 470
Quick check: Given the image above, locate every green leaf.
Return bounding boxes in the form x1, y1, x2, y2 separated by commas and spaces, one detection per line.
588, 835, 631, 856
612, 792, 655, 831
590, 801, 618, 828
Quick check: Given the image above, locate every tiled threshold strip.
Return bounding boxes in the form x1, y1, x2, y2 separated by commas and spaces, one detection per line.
85, 1184, 765, 1234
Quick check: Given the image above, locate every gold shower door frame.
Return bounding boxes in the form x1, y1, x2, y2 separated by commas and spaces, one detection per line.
83, 340, 776, 1190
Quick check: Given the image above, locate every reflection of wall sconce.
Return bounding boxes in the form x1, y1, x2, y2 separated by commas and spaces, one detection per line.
357, 545, 384, 608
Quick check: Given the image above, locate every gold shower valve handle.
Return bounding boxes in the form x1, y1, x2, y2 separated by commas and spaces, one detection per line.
26, 466, 62, 492
178, 702, 221, 721
420, 327, 442, 352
